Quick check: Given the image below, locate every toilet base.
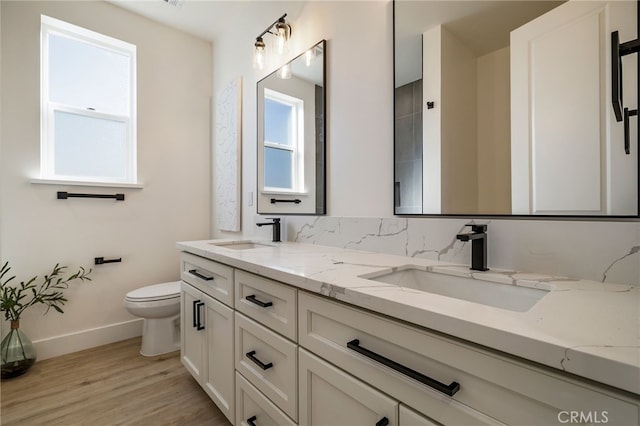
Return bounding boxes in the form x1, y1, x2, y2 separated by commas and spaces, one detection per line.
140, 314, 180, 356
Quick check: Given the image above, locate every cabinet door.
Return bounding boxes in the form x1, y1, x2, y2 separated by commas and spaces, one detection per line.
299, 348, 398, 426
202, 293, 235, 424
180, 281, 204, 381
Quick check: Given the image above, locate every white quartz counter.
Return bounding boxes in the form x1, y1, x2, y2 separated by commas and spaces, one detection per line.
177, 239, 640, 395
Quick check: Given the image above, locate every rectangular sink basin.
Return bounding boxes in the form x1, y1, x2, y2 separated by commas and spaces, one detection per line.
212, 241, 272, 250
364, 268, 549, 312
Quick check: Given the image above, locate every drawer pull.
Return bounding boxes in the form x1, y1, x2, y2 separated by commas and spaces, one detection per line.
196, 302, 205, 330
376, 417, 389, 426
347, 339, 460, 397
188, 268, 214, 281
246, 350, 273, 370
192, 300, 202, 328
246, 294, 273, 308
247, 415, 257, 426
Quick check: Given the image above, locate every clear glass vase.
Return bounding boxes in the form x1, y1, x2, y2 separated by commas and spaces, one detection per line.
1, 320, 37, 379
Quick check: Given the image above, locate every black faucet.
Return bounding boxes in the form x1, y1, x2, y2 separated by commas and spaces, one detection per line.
256, 218, 281, 242
456, 224, 489, 271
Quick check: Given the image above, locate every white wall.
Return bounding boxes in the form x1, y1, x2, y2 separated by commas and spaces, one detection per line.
210, 1, 638, 287
212, 0, 393, 240
0, 1, 212, 358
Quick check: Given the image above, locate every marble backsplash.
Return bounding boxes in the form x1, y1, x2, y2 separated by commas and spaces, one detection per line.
280, 216, 639, 286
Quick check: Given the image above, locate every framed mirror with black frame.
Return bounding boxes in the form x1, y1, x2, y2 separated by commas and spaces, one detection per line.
257, 39, 327, 215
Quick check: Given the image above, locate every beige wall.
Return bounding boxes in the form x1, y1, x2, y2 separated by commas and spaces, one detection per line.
0, 1, 212, 358
477, 47, 511, 214
441, 26, 478, 214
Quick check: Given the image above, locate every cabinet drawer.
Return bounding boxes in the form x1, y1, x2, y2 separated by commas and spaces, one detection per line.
235, 270, 297, 341
180, 252, 233, 307
236, 372, 296, 426
299, 292, 638, 426
235, 312, 298, 421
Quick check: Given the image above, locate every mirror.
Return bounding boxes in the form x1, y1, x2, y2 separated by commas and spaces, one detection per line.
394, 0, 638, 217
257, 40, 326, 215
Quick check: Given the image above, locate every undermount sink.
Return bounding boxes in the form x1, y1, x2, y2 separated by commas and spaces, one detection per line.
212, 241, 272, 250
363, 267, 549, 312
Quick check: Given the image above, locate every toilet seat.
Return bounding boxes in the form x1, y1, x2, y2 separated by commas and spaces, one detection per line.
125, 281, 180, 302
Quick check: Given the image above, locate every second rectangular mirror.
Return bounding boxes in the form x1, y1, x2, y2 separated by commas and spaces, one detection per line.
257, 40, 326, 215
394, 0, 638, 217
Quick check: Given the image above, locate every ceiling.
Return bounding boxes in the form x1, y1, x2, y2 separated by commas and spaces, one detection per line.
108, 0, 302, 42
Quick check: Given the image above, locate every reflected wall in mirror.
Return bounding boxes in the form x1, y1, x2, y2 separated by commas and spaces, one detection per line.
258, 40, 326, 215
394, 0, 638, 217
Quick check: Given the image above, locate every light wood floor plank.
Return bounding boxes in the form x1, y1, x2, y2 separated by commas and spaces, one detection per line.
0, 337, 231, 426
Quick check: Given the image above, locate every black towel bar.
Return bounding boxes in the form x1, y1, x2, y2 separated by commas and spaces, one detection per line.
95, 257, 122, 265
270, 198, 301, 204
57, 191, 125, 201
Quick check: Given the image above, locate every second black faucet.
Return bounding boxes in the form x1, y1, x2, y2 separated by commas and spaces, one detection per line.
456, 223, 489, 271
256, 218, 281, 242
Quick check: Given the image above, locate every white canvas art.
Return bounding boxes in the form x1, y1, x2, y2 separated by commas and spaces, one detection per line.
215, 77, 242, 231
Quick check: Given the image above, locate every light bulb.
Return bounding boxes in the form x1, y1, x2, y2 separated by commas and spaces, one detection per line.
253, 37, 266, 70
275, 20, 290, 55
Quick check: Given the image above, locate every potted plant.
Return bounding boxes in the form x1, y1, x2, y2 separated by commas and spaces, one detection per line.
0, 261, 91, 378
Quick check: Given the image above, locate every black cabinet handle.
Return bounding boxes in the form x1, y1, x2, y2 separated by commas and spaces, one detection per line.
247, 416, 257, 426
196, 302, 205, 330
246, 350, 273, 370
246, 294, 273, 308
347, 339, 460, 397
189, 269, 214, 281
192, 300, 200, 328
376, 418, 389, 426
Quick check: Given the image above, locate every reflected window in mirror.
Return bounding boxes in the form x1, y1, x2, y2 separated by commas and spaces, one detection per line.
264, 90, 303, 192
257, 40, 326, 215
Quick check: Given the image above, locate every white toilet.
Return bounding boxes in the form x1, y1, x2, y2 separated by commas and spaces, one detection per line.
124, 281, 181, 356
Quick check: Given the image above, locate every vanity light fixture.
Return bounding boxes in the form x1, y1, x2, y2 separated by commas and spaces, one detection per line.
253, 13, 292, 70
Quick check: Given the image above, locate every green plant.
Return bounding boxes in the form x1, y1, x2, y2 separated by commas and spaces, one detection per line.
0, 262, 92, 322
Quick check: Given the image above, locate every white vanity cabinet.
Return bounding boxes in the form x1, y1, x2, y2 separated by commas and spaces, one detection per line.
178, 249, 639, 426
180, 255, 235, 424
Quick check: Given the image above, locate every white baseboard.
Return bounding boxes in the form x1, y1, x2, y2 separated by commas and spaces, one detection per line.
33, 319, 143, 360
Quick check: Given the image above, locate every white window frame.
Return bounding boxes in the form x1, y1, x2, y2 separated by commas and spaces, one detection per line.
40, 15, 137, 185
263, 88, 305, 193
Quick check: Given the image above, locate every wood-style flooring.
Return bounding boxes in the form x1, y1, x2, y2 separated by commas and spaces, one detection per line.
0, 337, 231, 426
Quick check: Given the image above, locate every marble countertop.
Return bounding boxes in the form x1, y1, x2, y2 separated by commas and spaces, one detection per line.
177, 239, 640, 395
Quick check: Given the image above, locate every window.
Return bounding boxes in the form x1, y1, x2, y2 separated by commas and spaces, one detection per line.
40, 15, 137, 184
263, 88, 304, 192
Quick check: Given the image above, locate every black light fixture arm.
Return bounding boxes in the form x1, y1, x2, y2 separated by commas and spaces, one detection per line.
256, 13, 290, 40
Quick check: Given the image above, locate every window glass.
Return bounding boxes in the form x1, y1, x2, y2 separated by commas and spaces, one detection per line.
264, 146, 293, 189
264, 98, 293, 147
53, 111, 127, 179
48, 33, 130, 115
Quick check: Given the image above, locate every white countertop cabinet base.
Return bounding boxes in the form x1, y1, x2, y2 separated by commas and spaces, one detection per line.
178, 250, 639, 426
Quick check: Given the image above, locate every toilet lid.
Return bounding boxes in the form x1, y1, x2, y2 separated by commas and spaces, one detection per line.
126, 281, 180, 302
